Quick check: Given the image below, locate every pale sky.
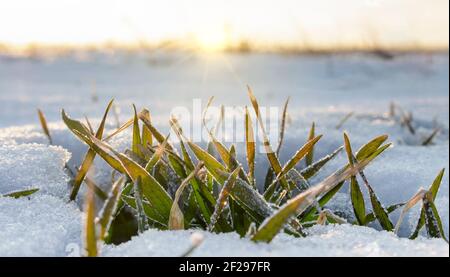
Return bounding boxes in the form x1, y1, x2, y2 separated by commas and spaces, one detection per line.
0, 0, 448, 50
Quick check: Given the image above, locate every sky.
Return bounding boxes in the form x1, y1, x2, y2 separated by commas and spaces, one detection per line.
0, 0, 448, 50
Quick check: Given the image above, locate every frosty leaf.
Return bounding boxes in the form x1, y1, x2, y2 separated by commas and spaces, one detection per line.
410, 169, 445, 239
365, 202, 405, 224
96, 176, 125, 240
208, 166, 240, 231
367, 185, 394, 231
423, 192, 448, 242
247, 86, 289, 190
169, 163, 203, 230
62, 110, 126, 174
187, 140, 227, 184
114, 151, 173, 223
70, 99, 113, 201
300, 146, 343, 180
134, 176, 149, 233
252, 188, 317, 243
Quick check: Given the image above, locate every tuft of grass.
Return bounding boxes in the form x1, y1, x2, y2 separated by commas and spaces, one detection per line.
58, 87, 447, 250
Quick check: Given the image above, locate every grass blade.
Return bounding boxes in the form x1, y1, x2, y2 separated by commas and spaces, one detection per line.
208, 166, 240, 231
300, 146, 343, 179
244, 106, 255, 185
96, 176, 125, 240
141, 109, 153, 147
2, 188, 39, 198
350, 176, 366, 225
410, 169, 445, 239
70, 100, 113, 200
84, 186, 98, 257
344, 133, 366, 225
132, 105, 143, 158
133, 176, 149, 233
37, 109, 52, 144
169, 162, 204, 230
423, 192, 448, 241
335, 111, 354, 130
305, 122, 315, 166
279, 135, 322, 177
247, 86, 288, 190
276, 97, 290, 155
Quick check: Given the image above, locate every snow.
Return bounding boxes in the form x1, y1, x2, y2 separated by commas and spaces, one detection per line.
0, 51, 448, 256
103, 224, 449, 257
0, 140, 71, 198
0, 194, 82, 257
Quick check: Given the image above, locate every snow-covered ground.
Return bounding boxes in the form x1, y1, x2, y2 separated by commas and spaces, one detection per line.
0, 51, 448, 256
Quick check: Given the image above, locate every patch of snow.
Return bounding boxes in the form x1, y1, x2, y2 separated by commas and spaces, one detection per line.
103, 224, 449, 257
0, 140, 71, 198
0, 194, 82, 257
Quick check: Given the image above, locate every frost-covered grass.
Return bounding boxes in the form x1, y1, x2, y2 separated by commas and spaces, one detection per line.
0, 52, 448, 257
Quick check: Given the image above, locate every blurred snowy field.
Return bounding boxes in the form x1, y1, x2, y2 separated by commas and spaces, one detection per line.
0, 51, 448, 256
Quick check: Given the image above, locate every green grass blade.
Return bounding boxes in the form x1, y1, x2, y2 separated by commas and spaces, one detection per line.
96, 176, 125, 240
208, 166, 240, 231
367, 185, 394, 231
244, 106, 255, 185
299, 181, 345, 222
300, 146, 343, 180
252, 189, 317, 243
115, 151, 173, 223
70, 100, 113, 200
132, 104, 143, 158
169, 163, 204, 230
187, 140, 227, 183
276, 97, 290, 155
350, 176, 366, 225
141, 109, 153, 147
133, 176, 149, 233
280, 135, 322, 177
410, 169, 445, 239
84, 187, 98, 257
139, 109, 175, 151
305, 122, 315, 166
344, 133, 366, 225
62, 109, 126, 173
2, 188, 39, 198
355, 135, 388, 161
247, 86, 288, 190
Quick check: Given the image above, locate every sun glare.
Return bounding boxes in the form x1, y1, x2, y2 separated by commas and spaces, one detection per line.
195, 31, 228, 53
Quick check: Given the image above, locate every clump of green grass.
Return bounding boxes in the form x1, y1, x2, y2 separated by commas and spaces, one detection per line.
56, 88, 447, 256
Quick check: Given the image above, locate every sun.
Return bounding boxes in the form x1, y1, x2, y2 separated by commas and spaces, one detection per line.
195, 30, 228, 53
